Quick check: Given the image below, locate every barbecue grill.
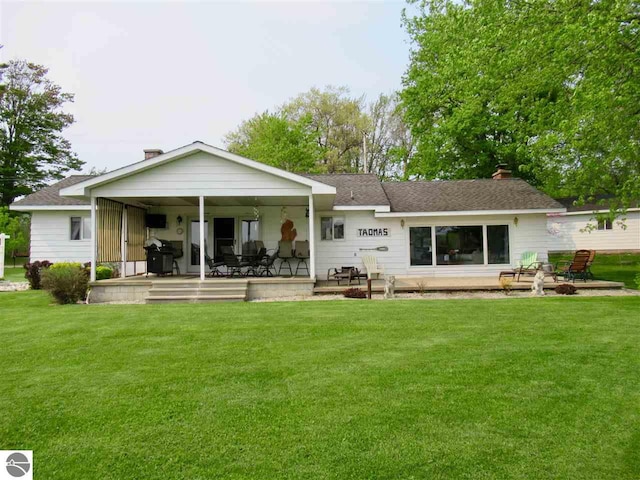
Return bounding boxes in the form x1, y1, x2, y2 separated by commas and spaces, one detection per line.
144, 237, 179, 276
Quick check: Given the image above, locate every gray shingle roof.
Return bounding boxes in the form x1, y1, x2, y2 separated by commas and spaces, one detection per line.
12, 172, 563, 213
11, 176, 92, 206
381, 179, 564, 212
303, 174, 390, 207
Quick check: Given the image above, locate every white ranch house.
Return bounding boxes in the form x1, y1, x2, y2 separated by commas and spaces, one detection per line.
11, 142, 568, 299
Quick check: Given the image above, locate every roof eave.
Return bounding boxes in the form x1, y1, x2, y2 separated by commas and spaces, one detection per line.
10, 204, 91, 211
376, 208, 567, 218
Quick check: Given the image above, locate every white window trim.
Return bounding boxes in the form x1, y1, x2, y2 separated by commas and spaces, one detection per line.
406, 222, 513, 269
70, 216, 92, 241
320, 215, 346, 242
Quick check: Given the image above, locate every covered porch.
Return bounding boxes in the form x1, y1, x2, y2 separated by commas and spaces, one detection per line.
89, 193, 320, 281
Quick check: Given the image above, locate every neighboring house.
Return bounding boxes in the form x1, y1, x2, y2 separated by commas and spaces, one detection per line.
547, 197, 640, 253
10, 141, 565, 280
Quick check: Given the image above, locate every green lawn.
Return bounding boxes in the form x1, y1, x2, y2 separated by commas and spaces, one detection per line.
1, 292, 640, 479
0, 266, 26, 283
549, 252, 640, 289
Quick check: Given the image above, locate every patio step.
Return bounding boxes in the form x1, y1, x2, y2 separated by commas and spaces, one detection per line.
145, 280, 248, 303
146, 295, 246, 304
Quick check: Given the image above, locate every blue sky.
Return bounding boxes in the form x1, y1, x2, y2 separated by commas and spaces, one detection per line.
1, 1, 412, 172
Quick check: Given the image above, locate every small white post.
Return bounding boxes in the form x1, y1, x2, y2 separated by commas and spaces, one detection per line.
121, 205, 128, 278
0, 233, 10, 280
199, 195, 205, 281
308, 194, 316, 279
90, 197, 97, 282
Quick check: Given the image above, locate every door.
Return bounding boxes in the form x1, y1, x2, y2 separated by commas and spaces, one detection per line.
188, 218, 210, 273
213, 218, 235, 262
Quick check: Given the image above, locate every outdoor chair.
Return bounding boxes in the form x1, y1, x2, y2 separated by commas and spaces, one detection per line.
556, 249, 592, 282
277, 240, 294, 276
294, 240, 310, 276
361, 255, 384, 280
257, 250, 278, 277
327, 266, 362, 286
223, 252, 251, 278
586, 249, 597, 280
515, 251, 541, 281
204, 251, 225, 277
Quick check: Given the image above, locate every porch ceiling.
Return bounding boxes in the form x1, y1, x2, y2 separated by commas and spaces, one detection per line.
113, 196, 311, 207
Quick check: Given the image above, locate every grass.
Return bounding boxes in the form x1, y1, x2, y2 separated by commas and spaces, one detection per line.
1, 291, 640, 479
0, 265, 25, 283
549, 252, 640, 289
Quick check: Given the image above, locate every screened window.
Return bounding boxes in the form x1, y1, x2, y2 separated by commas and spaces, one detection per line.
410, 227, 433, 265
487, 225, 510, 264
435, 226, 483, 265
597, 219, 612, 230
320, 216, 345, 240
70, 216, 91, 241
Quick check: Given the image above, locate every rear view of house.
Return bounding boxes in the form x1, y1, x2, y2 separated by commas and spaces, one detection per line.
11, 142, 565, 295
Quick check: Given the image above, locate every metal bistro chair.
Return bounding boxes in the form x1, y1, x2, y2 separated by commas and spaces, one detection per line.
294, 240, 310, 276
277, 240, 294, 276
257, 249, 278, 277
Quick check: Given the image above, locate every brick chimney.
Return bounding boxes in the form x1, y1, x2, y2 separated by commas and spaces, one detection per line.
144, 148, 164, 160
492, 164, 512, 180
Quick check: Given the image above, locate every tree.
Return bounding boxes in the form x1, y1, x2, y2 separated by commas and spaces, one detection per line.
225, 111, 323, 173
0, 60, 82, 206
0, 206, 29, 260
225, 87, 416, 178
282, 86, 369, 173
401, 0, 640, 209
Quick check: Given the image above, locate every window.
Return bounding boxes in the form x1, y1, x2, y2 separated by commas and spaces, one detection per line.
487, 225, 510, 264
597, 219, 613, 230
242, 219, 259, 243
436, 226, 483, 265
320, 216, 345, 240
410, 227, 433, 265
70, 216, 91, 240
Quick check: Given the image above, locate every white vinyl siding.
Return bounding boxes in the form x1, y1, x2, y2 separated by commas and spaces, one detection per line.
315, 211, 552, 279
91, 151, 312, 198
30, 211, 93, 263
547, 211, 640, 251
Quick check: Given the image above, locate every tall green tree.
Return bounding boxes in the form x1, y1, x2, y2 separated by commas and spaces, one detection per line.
225, 111, 322, 173
0, 60, 82, 206
225, 87, 415, 178
401, 0, 640, 208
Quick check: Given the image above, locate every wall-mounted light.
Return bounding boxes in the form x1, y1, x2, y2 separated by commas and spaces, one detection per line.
305, 208, 309, 218
514, 216, 519, 227
177, 215, 183, 225
400, 219, 405, 228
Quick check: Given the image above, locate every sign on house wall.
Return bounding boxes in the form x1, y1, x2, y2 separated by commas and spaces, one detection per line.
357, 228, 389, 237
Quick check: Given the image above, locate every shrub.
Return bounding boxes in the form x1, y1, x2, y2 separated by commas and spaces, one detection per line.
635, 273, 640, 290
96, 266, 113, 280
343, 287, 366, 299
555, 283, 577, 295
41, 264, 89, 304
499, 277, 513, 295
23, 261, 52, 289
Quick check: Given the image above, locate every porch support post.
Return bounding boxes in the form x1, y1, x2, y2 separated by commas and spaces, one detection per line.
199, 195, 205, 281
308, 194, 316, 278
90, 196, 97, 282
121, 205, 127, 278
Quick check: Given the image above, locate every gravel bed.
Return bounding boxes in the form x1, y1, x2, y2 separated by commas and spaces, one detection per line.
252, 288, 640, 302
0, 282, 29, 292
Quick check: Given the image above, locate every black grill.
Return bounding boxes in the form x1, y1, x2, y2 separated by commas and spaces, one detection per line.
144, 239, 179, 276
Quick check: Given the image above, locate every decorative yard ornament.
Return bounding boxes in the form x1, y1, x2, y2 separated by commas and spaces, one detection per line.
280, 219, 297, 242
384, 275, 396, 299
531, 270, 545, 296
